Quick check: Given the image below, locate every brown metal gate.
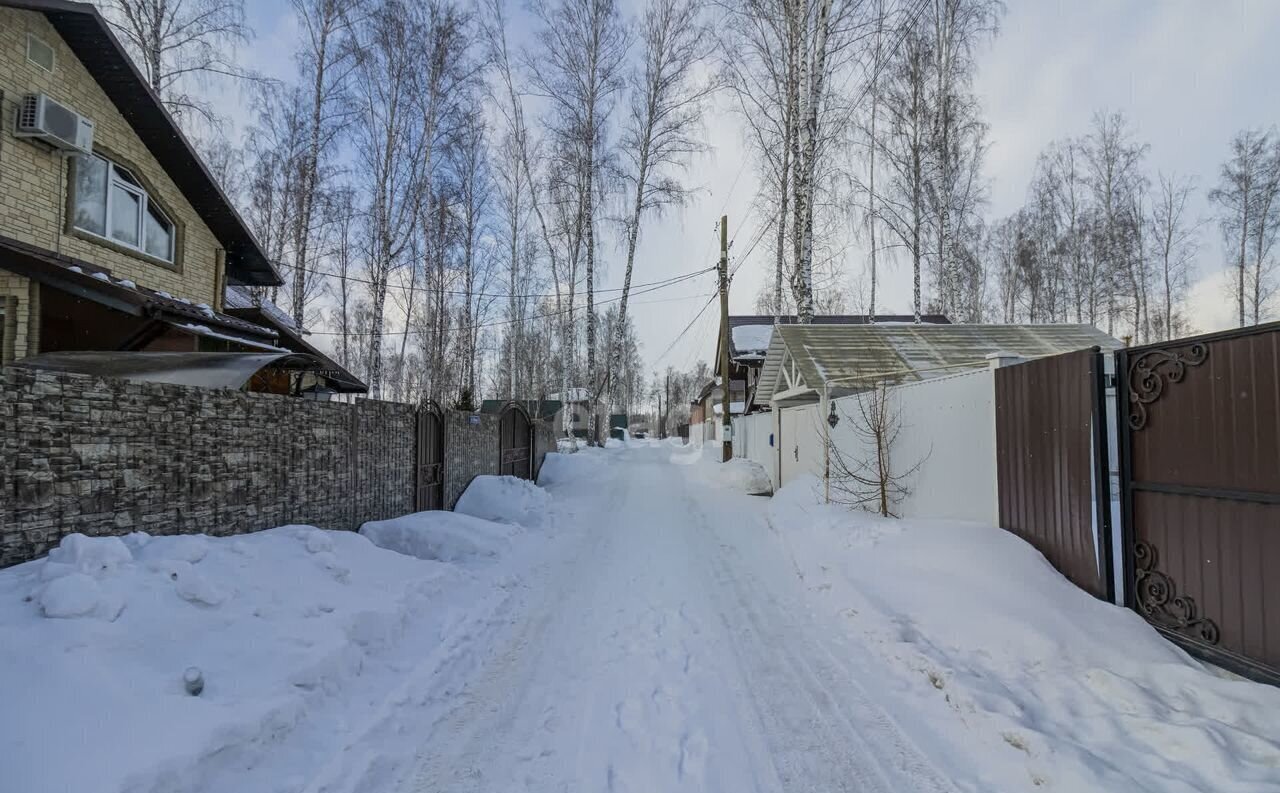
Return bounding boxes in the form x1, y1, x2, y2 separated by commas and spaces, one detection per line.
995, 348, 1113, 599
1117, 324, 1280, 683
498, 403, 532, 479
415, 403, 444, 510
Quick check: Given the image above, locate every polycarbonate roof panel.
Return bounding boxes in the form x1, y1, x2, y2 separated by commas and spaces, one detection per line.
756, 323, 1121, 403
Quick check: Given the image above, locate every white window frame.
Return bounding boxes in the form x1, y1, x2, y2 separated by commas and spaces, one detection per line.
26, 33, 54, 72
73, 154, 175, 264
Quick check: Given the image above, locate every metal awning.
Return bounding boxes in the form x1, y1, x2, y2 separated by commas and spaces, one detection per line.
756, 323, 1123, 406
222, 285, 368, 393
15, 351, 331, 390
0, 235, 278, 344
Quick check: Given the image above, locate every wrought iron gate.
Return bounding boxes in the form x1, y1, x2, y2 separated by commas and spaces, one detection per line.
498, 403, 532, 479
414, 402, 444, 511
1116, 324, 1280, 684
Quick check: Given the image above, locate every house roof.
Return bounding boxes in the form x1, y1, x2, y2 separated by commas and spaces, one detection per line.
1, 0, 281, 287
549, 388, 601, 404
223, 286, 367, 393
0, 234, 277, 344
756, 323, 1122, 406
720, 314, 952, 368
14, 351, 329, 390
479, 399, 562, 420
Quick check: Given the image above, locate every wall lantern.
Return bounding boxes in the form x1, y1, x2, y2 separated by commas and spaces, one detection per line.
827, 402, 839, 429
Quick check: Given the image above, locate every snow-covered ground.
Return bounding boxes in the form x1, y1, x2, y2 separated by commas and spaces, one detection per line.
3, 441, 1278, 792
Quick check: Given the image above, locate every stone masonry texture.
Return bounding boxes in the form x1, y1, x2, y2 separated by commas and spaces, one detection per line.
0, 368, 557, 568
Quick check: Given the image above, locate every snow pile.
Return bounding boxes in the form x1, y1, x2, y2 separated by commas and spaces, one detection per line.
455, 474, 553, 528
360, 510, 521, 565
768, 477, 1280, 792
603, 437, 625, 449
0, 527, 466, 793
701, 457, 773, 494
767, 474, 902, 545
538, 450, 608, 490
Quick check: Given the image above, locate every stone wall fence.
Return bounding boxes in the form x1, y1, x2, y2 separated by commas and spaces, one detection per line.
1, 366, 557, 568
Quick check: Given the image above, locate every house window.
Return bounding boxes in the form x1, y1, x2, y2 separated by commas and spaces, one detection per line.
72, 154, 175, 263
26, 34, 54, 72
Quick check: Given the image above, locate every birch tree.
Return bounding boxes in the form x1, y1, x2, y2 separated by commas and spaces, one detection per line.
610, 0, 711, 407
353, 0, 426, 397
1084, 111, 1148, 339
286, 0, 363, 328
528, 0, 629, 443
96, 0, 256, 131
1210, 129, 1271, 327
721, 0, 798, 320
1149, 172, 1199, 340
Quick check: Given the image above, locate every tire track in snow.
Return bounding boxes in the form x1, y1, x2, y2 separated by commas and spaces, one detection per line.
684, 479, 961, 793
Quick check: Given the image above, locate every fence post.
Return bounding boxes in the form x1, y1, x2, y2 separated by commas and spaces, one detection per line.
1089, 348, 1117, 604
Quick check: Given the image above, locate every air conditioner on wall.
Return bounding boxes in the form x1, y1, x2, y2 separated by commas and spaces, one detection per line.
15, 93, 95, 155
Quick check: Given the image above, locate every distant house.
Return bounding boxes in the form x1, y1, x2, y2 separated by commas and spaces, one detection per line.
549, 388, 607, 439
714, 315, 952, 413
479, 399, 562, 423
693, 377, 746, 442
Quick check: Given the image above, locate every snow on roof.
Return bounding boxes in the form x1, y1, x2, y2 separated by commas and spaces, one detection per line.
712, 401, 747, 416
549, 387, 597, 403
731, 324, 774, 355
224, 284, 301, 332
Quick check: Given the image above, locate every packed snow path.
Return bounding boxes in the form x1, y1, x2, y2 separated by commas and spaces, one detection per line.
402, 445, 958, 793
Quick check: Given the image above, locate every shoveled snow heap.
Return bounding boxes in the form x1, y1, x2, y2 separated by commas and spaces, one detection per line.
767, 475, 1280, 792
455, 474, 553, 528
0, 527, 471, 793
702, 457, 773, 494
360, 510, 523, 565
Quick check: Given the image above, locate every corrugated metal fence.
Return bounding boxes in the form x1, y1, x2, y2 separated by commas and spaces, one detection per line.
994, 348, 1112, 600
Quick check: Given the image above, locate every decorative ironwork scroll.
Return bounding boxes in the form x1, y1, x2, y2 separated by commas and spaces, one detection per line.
1127, 343, 1208, 430
1133, 540, 1220, 645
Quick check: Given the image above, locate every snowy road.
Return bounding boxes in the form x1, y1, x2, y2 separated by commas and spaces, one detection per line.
399, 445, 959, 793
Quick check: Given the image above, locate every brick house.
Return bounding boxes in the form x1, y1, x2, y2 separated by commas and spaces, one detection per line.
0, 1, 357, 391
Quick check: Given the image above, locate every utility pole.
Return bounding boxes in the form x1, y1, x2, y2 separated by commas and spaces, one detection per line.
718, 214, 732, 462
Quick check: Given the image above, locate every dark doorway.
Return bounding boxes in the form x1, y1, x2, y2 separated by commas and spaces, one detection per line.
415, 403, 444, 510
499, 403, 532, 479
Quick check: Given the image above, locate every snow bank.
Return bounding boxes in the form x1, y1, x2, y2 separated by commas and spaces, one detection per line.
702, 457, 772, 494
767, 477, 1280, 792
360, 510, 521, 565
538, 450, 607, 490
0, 527, 463, 793
455, 474, 552, 528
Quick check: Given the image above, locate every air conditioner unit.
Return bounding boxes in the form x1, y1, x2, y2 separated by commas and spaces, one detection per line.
15, 93, 95, 155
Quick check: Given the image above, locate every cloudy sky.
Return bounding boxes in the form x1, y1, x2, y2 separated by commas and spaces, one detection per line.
217, 0, 1280, 377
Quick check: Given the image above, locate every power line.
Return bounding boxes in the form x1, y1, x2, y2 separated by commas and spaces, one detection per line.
283, 261, 717, 302
307, 265, 715, 338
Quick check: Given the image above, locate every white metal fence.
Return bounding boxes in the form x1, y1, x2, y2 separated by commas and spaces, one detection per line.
734, 367, 999, 523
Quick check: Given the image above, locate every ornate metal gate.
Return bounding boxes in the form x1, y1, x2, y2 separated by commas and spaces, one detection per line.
498, 402, 532, 480
415, 402, 444, 510
1116, 324, 1280, 684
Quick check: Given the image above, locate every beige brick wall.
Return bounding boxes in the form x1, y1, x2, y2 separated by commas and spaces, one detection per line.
0, 271, 30, 361
0, 8, 221, 304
